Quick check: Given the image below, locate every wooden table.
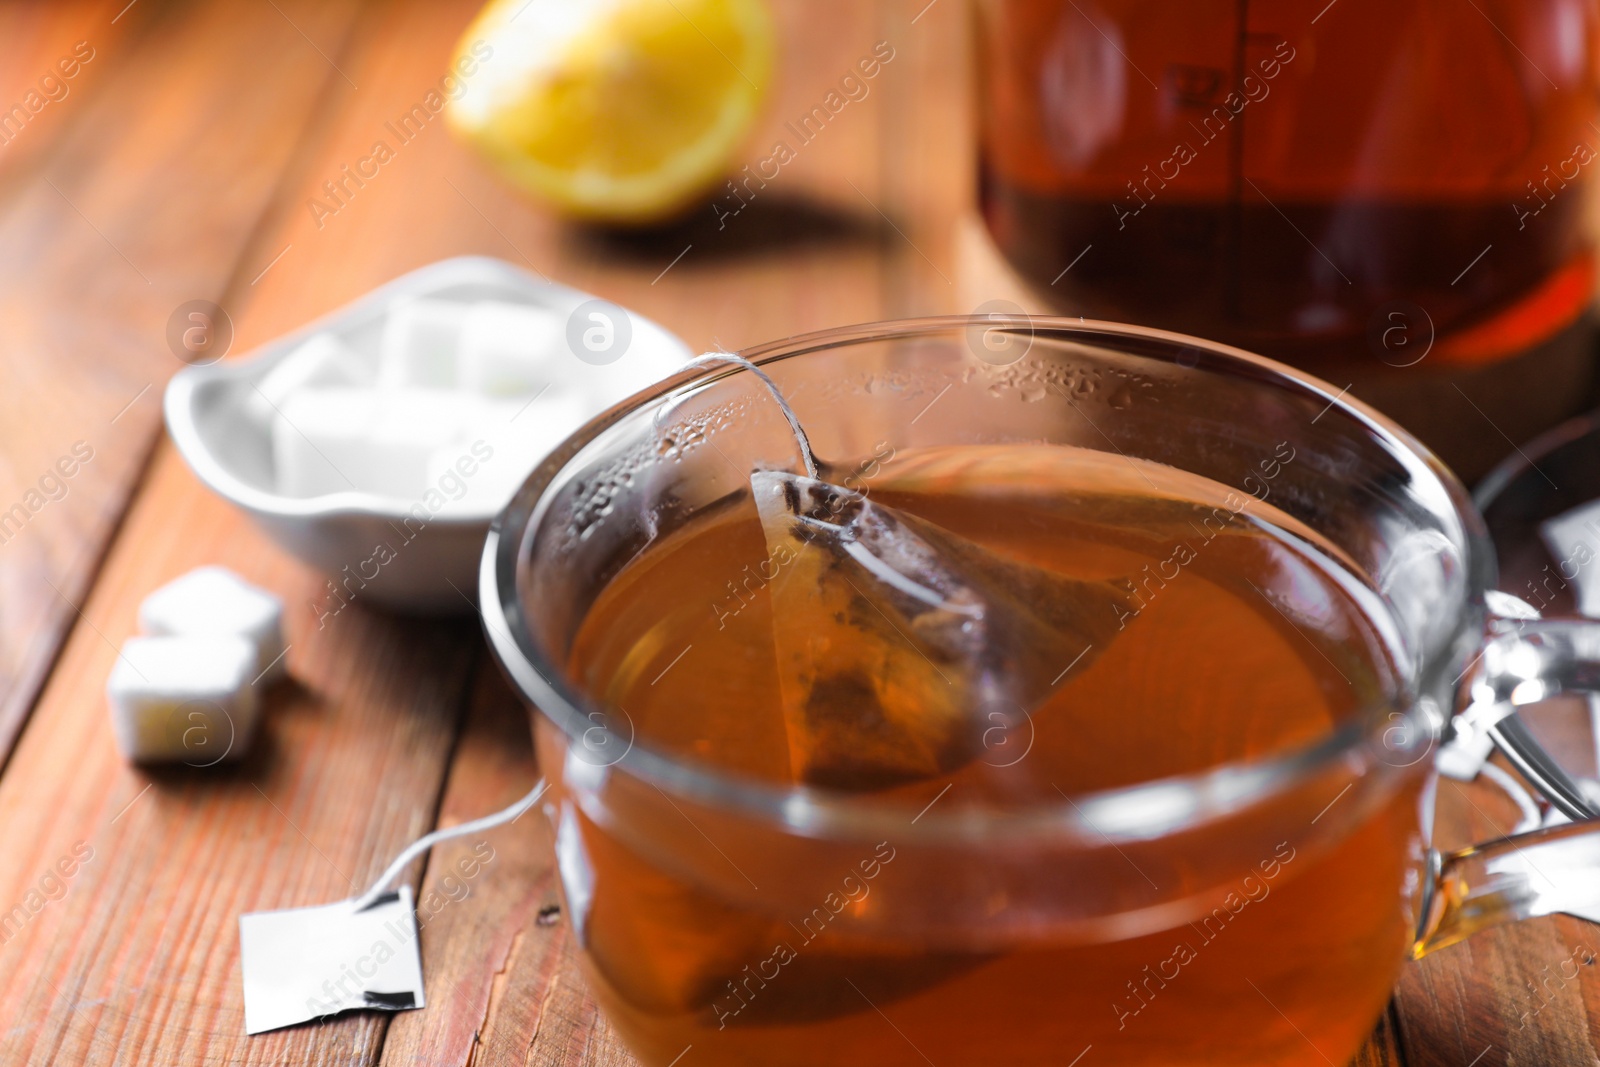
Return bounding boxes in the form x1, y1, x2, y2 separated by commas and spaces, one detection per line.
0, 1, 1592, 1064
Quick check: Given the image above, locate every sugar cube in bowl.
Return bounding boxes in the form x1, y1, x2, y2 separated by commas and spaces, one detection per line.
459, 302, 565, 397
380, 298, 470, 388
247, 333, 362, 422
271, 388, 479, 500
165, 257, 693, 611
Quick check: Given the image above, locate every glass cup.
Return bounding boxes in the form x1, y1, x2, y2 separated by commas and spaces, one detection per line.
481, 318, 1600, 1066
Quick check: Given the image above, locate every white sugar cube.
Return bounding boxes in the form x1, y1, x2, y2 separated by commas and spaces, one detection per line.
380, 298, 469, 388
482, 389, 593, 468
426, 443, 520, 516
272, 388, 475, 500
248, 334, 362, 423
272, 388, 384, 497
365, 390, 475, 499
107, 636, 261, 764
459, 302, 564, 397
139, 566, 287, 683
427, 391, 594, 515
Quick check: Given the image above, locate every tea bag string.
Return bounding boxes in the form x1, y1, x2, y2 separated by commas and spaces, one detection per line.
688, 352, 819, 479
701, 353, 983, 617
350, 778, 550, 912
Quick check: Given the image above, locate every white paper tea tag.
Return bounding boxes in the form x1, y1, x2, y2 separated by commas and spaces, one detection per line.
239, 779, 548, 1037
239, 887, 426, 1035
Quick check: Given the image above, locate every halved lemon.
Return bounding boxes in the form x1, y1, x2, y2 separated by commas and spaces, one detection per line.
447, 0, 774, 224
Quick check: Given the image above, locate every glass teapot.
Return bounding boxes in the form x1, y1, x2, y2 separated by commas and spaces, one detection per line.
974, 0, 1600, 476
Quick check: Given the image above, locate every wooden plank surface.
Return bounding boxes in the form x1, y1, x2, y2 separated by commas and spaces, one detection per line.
0, 0, 369, 770
0, 0, 133, 181
0, 437, 477, 1064
0, 0, 1594, 1064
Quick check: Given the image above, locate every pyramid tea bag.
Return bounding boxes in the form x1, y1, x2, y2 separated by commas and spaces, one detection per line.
752, 470, 1133, 790
667, 352, 1132, 791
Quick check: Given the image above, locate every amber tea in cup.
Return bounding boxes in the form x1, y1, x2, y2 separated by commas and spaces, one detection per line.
485, 319, 1600, 1066
560, 442, 1418, 1065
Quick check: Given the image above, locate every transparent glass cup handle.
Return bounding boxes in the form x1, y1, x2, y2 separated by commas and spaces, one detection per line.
1416, 608, 1600, 957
